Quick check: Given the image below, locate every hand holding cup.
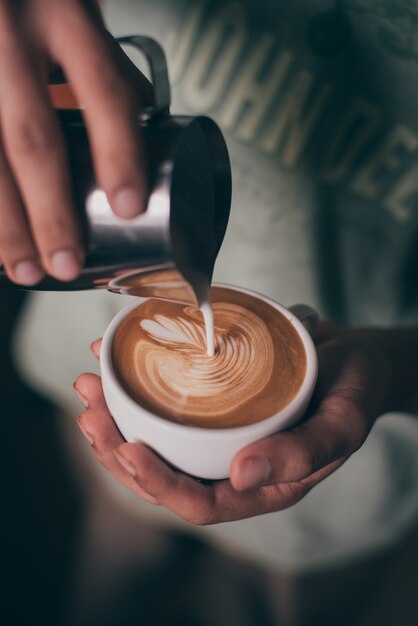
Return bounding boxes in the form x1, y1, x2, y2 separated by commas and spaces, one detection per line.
74, 285, 391, 524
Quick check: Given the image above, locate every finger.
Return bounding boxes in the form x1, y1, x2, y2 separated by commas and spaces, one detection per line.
76, 395, 121, 447
73, 372, 107, 410
77, 409, 158, 504
48, 8, 148, 218
231, 399, 366, 492
90, 338, 102, 360
249, 457, 347, 516
114, 442, 342, 524
0, 27, 84, 281
74, 372, 159, 504
232, 340, 377, 492
312, 320, 343, 345
300, 457, 347, 489
0, 135, 44, 285
114, 443, 220, 525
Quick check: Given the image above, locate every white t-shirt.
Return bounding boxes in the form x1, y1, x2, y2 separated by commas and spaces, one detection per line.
14, 0, 418, 572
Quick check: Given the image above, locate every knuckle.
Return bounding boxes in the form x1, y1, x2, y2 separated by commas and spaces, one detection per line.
293, 452, 316, 479
188, 514, 211, 527
34, 215, 77, 247
11, 117, 62, 157
97, 76, 137, 120
345, 417, 368, 452
0, 230, 30, 255
285, 439, 317, 480
322, 391, 352, 418
185, 505, 214, 527
94, 448, 110, 468
323, 392, 369, 452
103, 148, 139, 174
99, 67, 131, 102
98, 455, 111, 470
97, 456, 111, 472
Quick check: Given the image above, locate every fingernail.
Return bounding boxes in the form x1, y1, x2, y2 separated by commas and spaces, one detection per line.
51, 250, 82, 281
77, 418, 94, 446
73, 383, 89, 408
237, 457, 271, 491
14, 260, 45, 285
115, 451, 137, 478
113, 188, 143, 219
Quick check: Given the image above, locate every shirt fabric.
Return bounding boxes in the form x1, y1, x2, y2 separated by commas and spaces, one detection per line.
14, 0, 418, 573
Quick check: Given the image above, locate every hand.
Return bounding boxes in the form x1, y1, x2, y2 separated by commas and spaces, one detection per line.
73, 325, 391, 524
0, 0, 150, 285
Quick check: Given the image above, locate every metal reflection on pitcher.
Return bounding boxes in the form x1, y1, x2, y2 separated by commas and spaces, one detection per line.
108, 267, 197, 305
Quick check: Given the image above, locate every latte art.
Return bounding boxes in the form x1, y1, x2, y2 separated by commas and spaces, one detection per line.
135, 303, 274, 421
112, 287, 307, 428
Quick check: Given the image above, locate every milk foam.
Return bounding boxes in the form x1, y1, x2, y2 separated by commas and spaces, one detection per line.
112, 287, 307, 428
136, 302, 274, 420
200, 300, 215, 357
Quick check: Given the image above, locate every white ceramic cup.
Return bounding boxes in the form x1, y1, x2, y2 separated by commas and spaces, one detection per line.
100, 286, 318, 480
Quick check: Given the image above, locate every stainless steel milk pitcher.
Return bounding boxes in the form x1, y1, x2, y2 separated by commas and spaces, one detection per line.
0, 36, 232, 305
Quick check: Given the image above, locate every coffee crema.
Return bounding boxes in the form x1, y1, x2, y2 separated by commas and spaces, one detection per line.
112, 287, 307, 429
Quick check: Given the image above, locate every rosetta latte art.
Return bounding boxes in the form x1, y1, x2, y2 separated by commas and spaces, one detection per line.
112, 287, 307, 429
136, 304, 274, 421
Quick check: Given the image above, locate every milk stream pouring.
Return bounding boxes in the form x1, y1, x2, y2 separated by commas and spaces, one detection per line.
0, 36, 232, 356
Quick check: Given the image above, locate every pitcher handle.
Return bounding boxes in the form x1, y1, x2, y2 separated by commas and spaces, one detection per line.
117, 35, 171, 118
289, 305, 319, 337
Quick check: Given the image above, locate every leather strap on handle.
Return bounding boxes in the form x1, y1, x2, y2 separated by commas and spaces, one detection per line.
49, 84, 79, 109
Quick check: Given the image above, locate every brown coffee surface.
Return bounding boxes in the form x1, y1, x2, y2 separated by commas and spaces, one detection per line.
112, 287, 307, 429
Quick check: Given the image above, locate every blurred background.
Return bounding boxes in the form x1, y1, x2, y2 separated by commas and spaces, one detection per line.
3, 1, 418, 624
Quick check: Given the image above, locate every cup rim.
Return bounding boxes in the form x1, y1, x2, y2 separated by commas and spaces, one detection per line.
100, 283, 318, 441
